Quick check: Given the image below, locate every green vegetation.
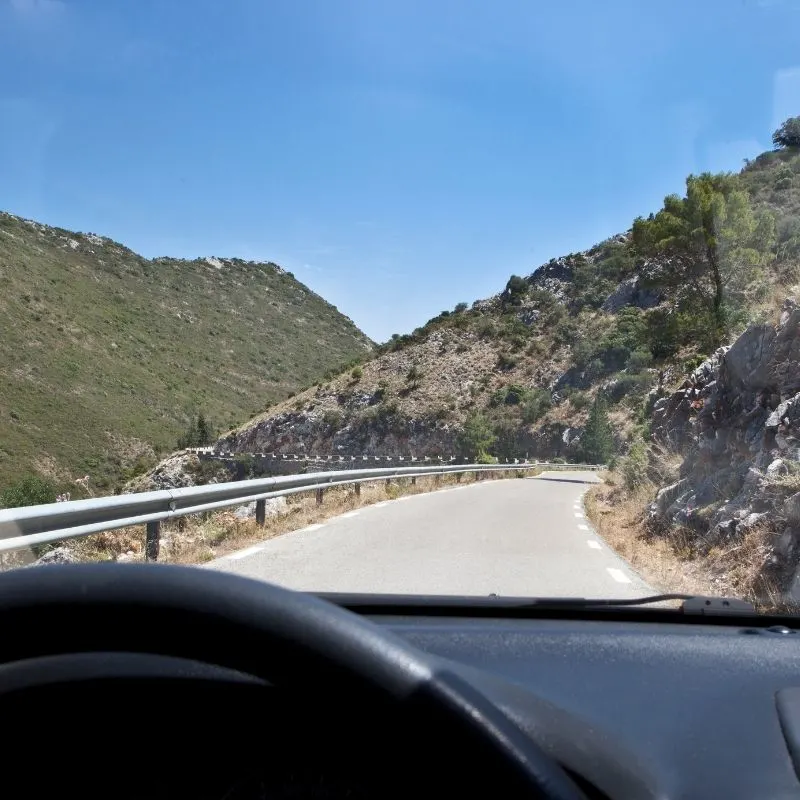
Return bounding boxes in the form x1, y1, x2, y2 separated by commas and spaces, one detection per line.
406, 363, 423, 388
0, 213, 372, 490
773, 116, 800, 150
621, 439, 649, 491
580, 397, 614, 464
0, 475, 57, 508
177, 412, 215, 449
459, 412, 497, 460
633, 172, 776, 342
501, 275, 528, 306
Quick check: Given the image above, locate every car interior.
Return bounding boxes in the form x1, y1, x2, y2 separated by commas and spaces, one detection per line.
2, 563, 799, 799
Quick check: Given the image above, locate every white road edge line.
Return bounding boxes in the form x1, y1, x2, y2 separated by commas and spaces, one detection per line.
300, 523, 324, 532
607, 567, 632, 584
339, 511, 360, 519
573, 512, 584, 518
577, 523, 589, 531
587, 540, 602, 550
371, 502, 388, 509
227, 545, 265, 561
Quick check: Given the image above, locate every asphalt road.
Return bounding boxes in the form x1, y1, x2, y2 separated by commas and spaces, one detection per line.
208, 471, 651, 599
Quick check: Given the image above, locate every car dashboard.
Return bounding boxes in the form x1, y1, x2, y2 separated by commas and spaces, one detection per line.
3, 597, 800, 799
375, 607, 800, 799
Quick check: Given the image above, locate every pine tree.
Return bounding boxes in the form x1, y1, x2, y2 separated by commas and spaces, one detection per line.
581, 396, 614, 464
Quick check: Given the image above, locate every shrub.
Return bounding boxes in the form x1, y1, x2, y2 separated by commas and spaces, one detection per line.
607, 373, 653, 404
553, 316, 579, 346
625, 349, 653, 373
406, 364, 423, 386
373, 380, 389, 402
477, 319, 497, 339
323, 410, 344, 430
351, 366, 363, 381
454, 302, 469, 313
0, 475, 57, 508
496, 352, 518, 371
503, 384, 527, 405
501, 275, 528, 306
621, 439, 649, 491
570, 391, 591, 411
521, 389, 552, 424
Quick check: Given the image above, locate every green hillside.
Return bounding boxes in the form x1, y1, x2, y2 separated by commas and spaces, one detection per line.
0, 212, 372, 491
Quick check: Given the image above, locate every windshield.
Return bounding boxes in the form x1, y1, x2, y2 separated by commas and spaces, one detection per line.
2, 0, 800, 612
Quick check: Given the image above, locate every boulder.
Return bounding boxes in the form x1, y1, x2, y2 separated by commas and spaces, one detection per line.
33, 547, 78, 566
601, 275, 661, 313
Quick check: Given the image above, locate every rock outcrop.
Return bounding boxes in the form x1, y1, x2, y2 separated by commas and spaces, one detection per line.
649, 300, 800, 597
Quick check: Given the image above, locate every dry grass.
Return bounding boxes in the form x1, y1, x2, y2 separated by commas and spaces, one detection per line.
586, 477, 785, 611
13, 469, 536, 568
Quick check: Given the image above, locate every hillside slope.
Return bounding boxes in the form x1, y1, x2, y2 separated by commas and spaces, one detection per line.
218, 126, 800, 468
0, 212, 371, 490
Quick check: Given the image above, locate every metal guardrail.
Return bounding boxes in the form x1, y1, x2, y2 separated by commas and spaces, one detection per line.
0, 461, 604, 559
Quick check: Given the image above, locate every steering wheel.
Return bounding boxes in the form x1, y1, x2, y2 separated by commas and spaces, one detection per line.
0, 563, 584, 799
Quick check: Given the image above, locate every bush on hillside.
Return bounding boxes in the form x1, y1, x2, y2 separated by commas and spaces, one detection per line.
625, 349, 653, 373
521, 388, 552, 424
570, 391, 591, 411
496, 352, 518, 371
0, 475, 57, 508
621, 439, 649, 492
502, 275, 528, 306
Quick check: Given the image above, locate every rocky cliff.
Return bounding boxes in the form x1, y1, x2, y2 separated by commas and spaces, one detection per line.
650, 300, 800, 597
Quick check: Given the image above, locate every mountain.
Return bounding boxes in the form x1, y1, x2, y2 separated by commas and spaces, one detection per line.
216, 123, 800, 470
0, 212, 372, 492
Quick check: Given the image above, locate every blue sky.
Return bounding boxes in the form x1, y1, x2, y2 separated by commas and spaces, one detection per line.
2, 0, 800, 342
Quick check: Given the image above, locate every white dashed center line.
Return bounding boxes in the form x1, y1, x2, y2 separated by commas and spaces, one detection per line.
607, 567, 632, 583
228, 545, 264, 561
587, 540, 601, 550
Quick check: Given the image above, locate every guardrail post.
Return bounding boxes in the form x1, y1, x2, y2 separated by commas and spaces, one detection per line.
411, 476, 416, 485
316, 488, 324, 506
145, 520, 160, 561
354, 483, 361, 498
255, 499, 266, 527
385, 478, 391, 488
456, 473, 462, 483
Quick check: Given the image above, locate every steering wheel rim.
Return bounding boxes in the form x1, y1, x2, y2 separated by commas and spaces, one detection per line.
0, 563, 584, 800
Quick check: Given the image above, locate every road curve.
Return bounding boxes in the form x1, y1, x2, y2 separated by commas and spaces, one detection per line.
207, 471, 651, 599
